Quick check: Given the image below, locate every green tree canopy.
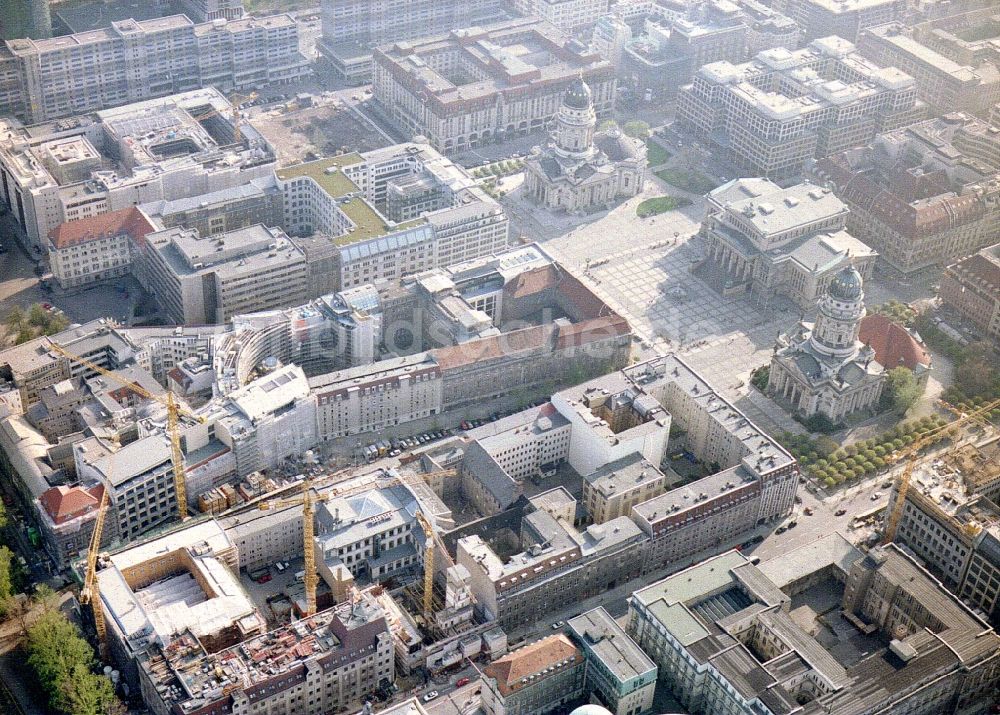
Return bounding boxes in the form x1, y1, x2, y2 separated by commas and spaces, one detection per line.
622, 120, 651, 139
884, 366, 921, 415
60, 663, 125, 715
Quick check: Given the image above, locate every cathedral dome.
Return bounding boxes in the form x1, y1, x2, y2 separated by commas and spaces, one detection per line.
563, 77, 593, 110
569, 707, 613, 715
828, 265, 863, 302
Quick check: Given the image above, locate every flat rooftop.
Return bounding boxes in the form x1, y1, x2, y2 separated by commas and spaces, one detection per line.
568, 606, 656, 683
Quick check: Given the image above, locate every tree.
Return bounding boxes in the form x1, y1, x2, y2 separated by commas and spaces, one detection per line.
0, 497, 6, 529
597, 119, 618, 132
28, 303, 48, 327
5, 305, 26, 332
884, 367, 921, 415
0, 545, 13, 605
26, 610, 96, 711
622, 120, 651, 140
60, 664, 125, 715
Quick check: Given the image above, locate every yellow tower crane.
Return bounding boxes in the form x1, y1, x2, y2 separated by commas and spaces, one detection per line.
80, 488, 110, 658
48, 343, 203, 519
259, 478, 331, 617
882, 396, 1000, 545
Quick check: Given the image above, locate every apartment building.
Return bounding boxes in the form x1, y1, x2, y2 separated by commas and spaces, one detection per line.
319, 0, 507, 81
859, 23, 1000, 118
772, 0, 904, 41
508, 0, 611, 34
481, 634, 587, 715
676, 37, 921, 179
0, 13, 308, 124
46, 206, 155, 289
567, 607, 657, 715
698, 178, 875, 310
34, 482, 105, 570
939, 243, 1000, 348
138, 224, 309, 325
628, 545, 1000, 715
814, 112, 1000, 273
0, 88, 277, 250
372, 19, 616, 153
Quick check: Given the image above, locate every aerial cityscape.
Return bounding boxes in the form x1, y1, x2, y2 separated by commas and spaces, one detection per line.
0, 0, 999, 714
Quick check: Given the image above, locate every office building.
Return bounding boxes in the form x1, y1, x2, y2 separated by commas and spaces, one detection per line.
859, 23, 1000, 118
814, 112, 1000, 273
372, 19, 615, 153
0, 88, 277, 250
138, 224, 309, 325
46, 206, 156, 289
524, 78, 644, 213
35, 483, 105, 570
698, 178, 875, 310
888, 436, 1000, 624
96, 520, 265, 685
628, 544, 1000, 715
567, 607, 656, 715
0, 13, 307, 124
940, 243, 1000, 348
622, 1, 748, 100
139, 586, 393, 715
458, 490, 646, 630
772, 0, 904, 42
481, 634, 587, 715
318, 0, 507, 82
582, 454, 674, 525
591, 14, 633, 68
676, 37, 921, 179
275, 143, 509, 294
767, 266, 885, 423
738, 0, 801, 57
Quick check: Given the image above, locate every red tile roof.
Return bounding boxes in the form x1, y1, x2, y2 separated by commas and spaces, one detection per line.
859, 314, 932, 372
38, 483, 104, 525
483, 635, 582, 696
48, 206, 155, 250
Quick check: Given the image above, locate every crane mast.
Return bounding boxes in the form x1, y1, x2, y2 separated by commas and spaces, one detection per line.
81, 489, 110, 657
883, 396, 1000, 544
47, 343, 199, 519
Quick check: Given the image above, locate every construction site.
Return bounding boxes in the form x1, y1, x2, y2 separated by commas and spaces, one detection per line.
80, 457, 499, 712
249, 96, 396, 165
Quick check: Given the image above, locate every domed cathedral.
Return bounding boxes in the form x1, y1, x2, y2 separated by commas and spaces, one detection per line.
523, 77, 645, 213
766, 265, 886, 424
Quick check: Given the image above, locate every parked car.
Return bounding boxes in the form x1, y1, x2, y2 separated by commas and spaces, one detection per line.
422, 691, 439, 702
871, 492, 882, 501
550, 621, 564, 630
455, 677, 470, 688
776, 526, 787, 535
803, 507, 813, 516
835, 508, 847, 516
786, 520, 797, 529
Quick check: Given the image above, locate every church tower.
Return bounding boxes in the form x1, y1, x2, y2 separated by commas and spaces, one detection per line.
809, 265, 866, 359
553, 77, 597, 160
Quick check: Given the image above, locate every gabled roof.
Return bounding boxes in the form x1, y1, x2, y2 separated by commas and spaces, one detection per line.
483, 634, 582, 696
48, 206, 155, 250
38, 483, 104, 525
859, 314, 931, 372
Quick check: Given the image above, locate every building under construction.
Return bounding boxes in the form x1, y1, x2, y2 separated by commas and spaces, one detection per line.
138, 588, 394, 715
888, 434, 1000, 625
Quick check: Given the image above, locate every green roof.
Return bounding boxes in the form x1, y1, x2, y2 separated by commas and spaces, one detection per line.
276, 153, 365, 198
339, 197, 390, 242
